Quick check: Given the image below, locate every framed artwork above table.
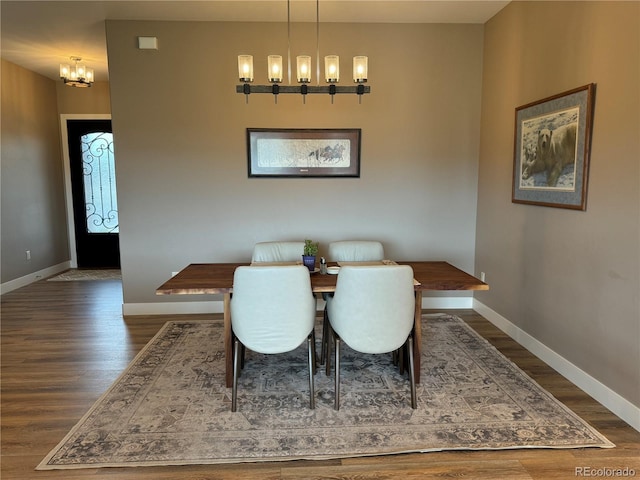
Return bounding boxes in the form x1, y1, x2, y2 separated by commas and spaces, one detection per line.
247, 128, 361, 178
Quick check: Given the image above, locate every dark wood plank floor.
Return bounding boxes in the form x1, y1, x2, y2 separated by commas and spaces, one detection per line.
2, 277, 639, 479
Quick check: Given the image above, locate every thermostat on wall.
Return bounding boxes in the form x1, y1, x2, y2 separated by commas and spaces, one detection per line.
137, 36, 158, 50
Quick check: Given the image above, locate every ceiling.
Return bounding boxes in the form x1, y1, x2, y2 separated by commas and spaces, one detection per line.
1, 1, 509, 82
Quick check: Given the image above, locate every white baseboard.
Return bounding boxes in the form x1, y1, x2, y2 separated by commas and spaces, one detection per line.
423, 296, 473, 309
473, 299, 640, 433
1, 261, 71, 295
122, 296, 473, 317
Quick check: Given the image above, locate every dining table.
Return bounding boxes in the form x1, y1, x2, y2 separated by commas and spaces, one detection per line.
156, 261, 489, 387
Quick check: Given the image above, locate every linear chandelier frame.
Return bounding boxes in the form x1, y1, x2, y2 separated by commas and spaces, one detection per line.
236, 0, 370, 103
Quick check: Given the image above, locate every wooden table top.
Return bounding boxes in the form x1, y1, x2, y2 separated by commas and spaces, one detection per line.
156, 261, 488, 295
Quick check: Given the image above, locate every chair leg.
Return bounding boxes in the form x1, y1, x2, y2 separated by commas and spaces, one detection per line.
311, 330, 317, 374
398, 343, 406, 375
325, 323, 332, 376
334, 335, 341, 410
407, 336, 417, 409
232, 332, 246, 373
307, 335, 316, 409
232, 338, 241, 412
320, 307, 329, 365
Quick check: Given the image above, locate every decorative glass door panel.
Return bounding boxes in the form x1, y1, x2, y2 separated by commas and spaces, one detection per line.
80, 132, 119, 234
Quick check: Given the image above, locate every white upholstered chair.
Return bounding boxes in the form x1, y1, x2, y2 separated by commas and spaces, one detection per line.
321, 240, 385, 364
327, 240, 384, 263
325, 265, 417, 410
251, 241, 305, 263
230, 265, 317, 411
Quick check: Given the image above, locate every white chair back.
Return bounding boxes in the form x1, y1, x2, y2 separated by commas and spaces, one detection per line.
231, 265, 316, 353
328, 241, 384, 262
251, 241, 305, 263
327, 265, 414, 354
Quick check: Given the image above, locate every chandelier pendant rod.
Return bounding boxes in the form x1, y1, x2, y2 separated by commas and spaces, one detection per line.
316, 0, 320, 87
287, 0, 292, 85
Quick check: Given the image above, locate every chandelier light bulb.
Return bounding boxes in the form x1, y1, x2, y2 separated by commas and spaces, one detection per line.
268, 55, 283, 83
353, 56, 368, 83
324, 55, 339, 83
297, 55, 311, 83
238, 55, 254, 82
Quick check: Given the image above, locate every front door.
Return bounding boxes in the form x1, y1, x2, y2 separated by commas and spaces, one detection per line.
66, 119, 120, 268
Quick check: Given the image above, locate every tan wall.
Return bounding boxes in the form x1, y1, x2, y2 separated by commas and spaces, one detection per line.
56, 81, 111, 114
475, 2, 639, 406
1, 60, 111, 286
1, 59, 69, 282
105, 20, 484, 305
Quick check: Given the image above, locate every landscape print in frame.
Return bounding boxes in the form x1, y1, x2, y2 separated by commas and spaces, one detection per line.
512, 84, 595, 210
247, 128, 361, 177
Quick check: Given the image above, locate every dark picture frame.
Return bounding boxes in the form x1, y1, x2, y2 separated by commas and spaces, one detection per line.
512, 84, 596, 210
247, 128, 361, 177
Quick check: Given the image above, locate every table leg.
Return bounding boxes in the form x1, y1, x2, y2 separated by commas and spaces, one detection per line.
224, 293, 233, 388
413, 290, 422, 383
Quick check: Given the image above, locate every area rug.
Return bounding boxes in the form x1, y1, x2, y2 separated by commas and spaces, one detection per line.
47, 269, 121, 281
37, 314, 613, 470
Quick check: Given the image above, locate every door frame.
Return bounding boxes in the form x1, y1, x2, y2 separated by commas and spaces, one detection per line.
60, 114, 112, 268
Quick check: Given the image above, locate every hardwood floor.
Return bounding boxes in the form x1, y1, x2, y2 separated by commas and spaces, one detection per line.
2, 278, 639, 479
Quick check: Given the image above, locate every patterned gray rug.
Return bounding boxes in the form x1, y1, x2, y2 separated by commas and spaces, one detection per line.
37, 314, 613, 470
47, 269, 121, 281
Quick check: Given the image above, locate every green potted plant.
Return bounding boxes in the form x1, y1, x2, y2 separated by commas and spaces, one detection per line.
302, 239, 319, 271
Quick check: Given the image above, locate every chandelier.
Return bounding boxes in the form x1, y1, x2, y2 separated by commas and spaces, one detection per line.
237, 0, 370, 104
59, 57, 94, 87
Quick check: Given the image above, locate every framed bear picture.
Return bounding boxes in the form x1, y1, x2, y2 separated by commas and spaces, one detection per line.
512, 84, 596, 210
